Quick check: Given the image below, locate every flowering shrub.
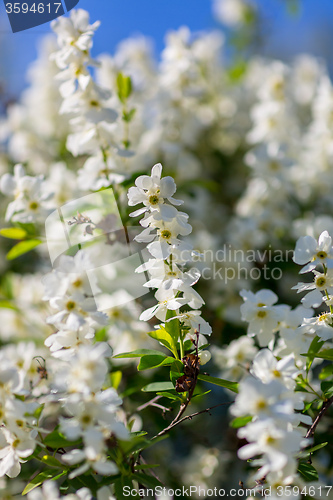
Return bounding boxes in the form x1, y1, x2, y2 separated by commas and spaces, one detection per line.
0, 1, 332, 499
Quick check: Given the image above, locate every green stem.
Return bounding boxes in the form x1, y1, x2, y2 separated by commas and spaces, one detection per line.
324, 289, 333, 314
304, 380, 325, 400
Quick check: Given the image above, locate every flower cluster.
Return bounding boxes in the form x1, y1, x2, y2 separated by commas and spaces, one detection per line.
0, 343, 44, 478
0, 164, 52, 223
231, 348, 310, 498
128, 163, 212, 346
232, 232, 333, 495
293, 230, 333, 341
0, 2, 332, 497
42, 250, 107, 335
51, 9, 126, 190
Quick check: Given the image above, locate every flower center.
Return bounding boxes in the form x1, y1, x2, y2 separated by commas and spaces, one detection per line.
317, 251, 327, 259
72, 278, 83, 288
66, 300, 76, 311
256, 399, 267, 411
315, 276, 326, 288
81, 414, 92, 425
257, 310, 267, 318
149, 195, 159, 205
29, 201, 39, 211
161, 230, 171, 240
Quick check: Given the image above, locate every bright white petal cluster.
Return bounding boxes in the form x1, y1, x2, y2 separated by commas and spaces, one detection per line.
293, 230, 333, 341
128, 163, 211, 341
231, 349, 310, 484
240, 289, 282, 346
51, 9, 125, 189
0, 164, 52, 222
42, 250, 107, 333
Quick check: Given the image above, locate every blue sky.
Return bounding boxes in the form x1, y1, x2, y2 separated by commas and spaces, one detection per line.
1, 0, 333, 96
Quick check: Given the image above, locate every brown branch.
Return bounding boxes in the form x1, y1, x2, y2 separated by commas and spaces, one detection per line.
305, 395, 333, 439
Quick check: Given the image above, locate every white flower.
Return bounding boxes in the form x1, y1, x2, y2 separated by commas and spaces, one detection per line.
301, 313, 333, 341
230, 377, 287, 419
62, 429, 118, 479
240, 289, 281, 346
238, 420, 304, 477
97, 486, 116, 500
172, 310, 212, 336
44, 325, 95, 358
293, 230, 333, 273
292, 269, 333, 308
51, 9, 100, 69
251, 350, 300, 390
213, 0, 253, 27
77, 152, 125, 191
55, 343, 111, 394
43, 251, 96, 300
128, 163, 182, 218
0, 164, 52, 222
0, 427, 35, 478
47, 294, 107, 330
211, 336, 258, 381
27, 480, 92, 500
139, 288, 187, 322
59, 388, 126, 441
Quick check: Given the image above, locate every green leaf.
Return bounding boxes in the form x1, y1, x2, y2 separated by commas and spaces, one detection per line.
228, 60, 247, 82
110, 370, 122, 390
230, 415, 253, 428
191, 390, 211, 401
0, 300, 17, 310
164, 310, 180, 344
0, 227, 27, 239
123, 108, 136, 123
156, 391, 183, 401
43, 430, 81, 449
39, 454, 63, 468
113, 349, 164, 359
119, 434, 167, 455
117, 73, 132, 104
297, 442, 328, 459
148, 327, 178, 358
22, 469, 66, 495
197, 374, 238, 393
308, 348, 333, 361
321, 381, 333, 398
142, 381, 174, 392
132, 472, 162, 489
6, 239, 42, 260
319, 364, 333, 380
303, 336, 325, 371
137, 355, 174, 371
297, 462, 319, 482
134, 464, 159, 470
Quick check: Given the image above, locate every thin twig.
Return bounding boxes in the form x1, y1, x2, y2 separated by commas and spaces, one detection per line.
137, 396, 163, 412
305, 395, 333, 439
152, 402, 232, 438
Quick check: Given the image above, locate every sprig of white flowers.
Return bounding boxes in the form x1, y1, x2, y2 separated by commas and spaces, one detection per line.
128, 163, 212, 357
